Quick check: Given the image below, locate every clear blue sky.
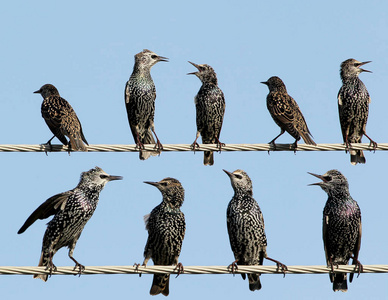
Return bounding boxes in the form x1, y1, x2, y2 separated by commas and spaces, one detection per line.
1, 1, 388, 299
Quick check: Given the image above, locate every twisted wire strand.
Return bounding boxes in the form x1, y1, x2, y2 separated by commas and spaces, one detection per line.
0, 143, 385, 152
0, 265, 387, 276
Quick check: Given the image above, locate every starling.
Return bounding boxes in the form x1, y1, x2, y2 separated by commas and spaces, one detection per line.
142, 178, 186, 296
261, 76, 316, 150
309, 170, 362, 292
125, 49, 167, 160
34, 84, 89, 152
338, 59, 377, 165
188, 61, 225, 166
18, 167, 122, 281
224, 169, 287, 291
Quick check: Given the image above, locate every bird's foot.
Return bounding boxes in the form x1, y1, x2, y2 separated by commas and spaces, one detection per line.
266, 257, 288, 277
216, 139, 225, 153
344, 141, 351, 154
292, 141, 298, 154
350, 256, 364, 278
227, 260, 239, 276
174, 262, 184, 278
135, 141, 145, 150
190, 142, 200, 153
154, 139, 163, 152
45, 261, 57, 278
368, 140, 377, 153
73, 262, 85, 277
268, 141, 277, 154
43, 141, 53, 156
133, 263, 143, 277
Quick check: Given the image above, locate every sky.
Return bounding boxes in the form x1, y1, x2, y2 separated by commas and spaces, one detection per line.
1, 0, 388, 299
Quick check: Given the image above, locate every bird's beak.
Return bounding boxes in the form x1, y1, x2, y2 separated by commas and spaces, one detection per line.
358, 61, 372, 73
223, 169, 233, 178
144, 181, 159, 187
157, 56, 168, 62
108, 175, 123, 181
33, 89, 41, 94
260, 81, 268, 85
187, 61, 199, 75
307, 172, 326, 186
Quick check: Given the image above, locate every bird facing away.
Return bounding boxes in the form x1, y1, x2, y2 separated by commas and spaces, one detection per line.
125, 49, 168, 160
309, 170, 362, 292
338, 59, 377, 165
188, 61, 226, 166
261, 76, 316, 150
224, 169, 287, 291
18, 167, 123, 281
142, 178, 186, 296
34, 84, 89, 152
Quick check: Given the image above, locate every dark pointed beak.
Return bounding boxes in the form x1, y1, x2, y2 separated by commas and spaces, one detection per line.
260, 81, 268, 85
187, 61, 199, 75
223, 169, 233, 178
307, 172, 325, 186
144, 181, 159, 187
33, 89, 41, 94
157, 56, 168, 62
108, 175, 123, 181
358, 61, 372, 73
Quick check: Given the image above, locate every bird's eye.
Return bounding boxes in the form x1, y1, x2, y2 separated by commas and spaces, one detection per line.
151, 55, 157, 59
161, 182, 168, 186
100, 174, 108, 179
235, 174, 243, 179
323, 176, 332, 182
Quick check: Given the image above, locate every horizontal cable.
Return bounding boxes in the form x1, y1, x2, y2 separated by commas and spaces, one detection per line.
0, 143, 385, 152
0, 265, 387, 276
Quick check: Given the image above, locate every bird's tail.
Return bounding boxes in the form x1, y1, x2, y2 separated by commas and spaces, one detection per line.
350, 150, 366, 165
140, 129, 160, 160
150, 274, 170, 296
332, 273, 347, 292
33, 250, 49, 282
248, 273, 262, 291
203, 151, 214, 166
69, 133, 88, 151
301, 132, 316, 146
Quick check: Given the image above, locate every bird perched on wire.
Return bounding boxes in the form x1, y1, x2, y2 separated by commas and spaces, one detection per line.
34, 84, 89, 152
17, 167, 122, 281
224, 169, 287, 291
309, 169, 362, 292
141, 177, 186, 296
125, 49, 167, 160
338, 58, 376, 165
188, 61, 225, 166
261, 76, 316, 150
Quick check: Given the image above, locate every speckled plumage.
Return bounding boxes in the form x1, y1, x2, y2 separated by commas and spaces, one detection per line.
309, 170, 362, 292
338, 59, 376, 165
188, 62, 225, 165
142, 178, 186, 296
18, 167, 122, 281
125, 49, 167, 160
224, 169, 286, 291
262, 76, 315, 149
34, 84, 88, 151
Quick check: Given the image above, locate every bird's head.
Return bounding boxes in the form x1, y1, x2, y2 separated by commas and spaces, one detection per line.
79, 167, 123, 190
308, 169, 349, 194
223, 169, 253, 195
261, 76, 287, 93
340, 59, 371, 79
144, 177, 185, 208
187, 61, 218, 85
134, 49, 168, 70
33, 84, 60, 98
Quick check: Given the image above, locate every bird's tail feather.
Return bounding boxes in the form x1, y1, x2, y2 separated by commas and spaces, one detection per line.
33, 251, 49, 282
140, 129, 160, 160
350, 150, 365, 165
332, 273, 347, 292
248, 273, 262, 291
69, 134, 88, 151
150, 274, 170, 296
301, 133, 316, 146
204, 151, 214, 166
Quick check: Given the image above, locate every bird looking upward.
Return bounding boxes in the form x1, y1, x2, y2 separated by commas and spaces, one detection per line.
125, 49, 167, 160
338, 59, 376, 165
34, 84, 88, 152
188, 61, 225, 166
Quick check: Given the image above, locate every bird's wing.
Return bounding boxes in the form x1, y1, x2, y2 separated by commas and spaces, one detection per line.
349, 213, 362, 282
322, 214, 330, 266
17, 191, 73, 234
269, 93, 295, 124
42, 97, 69, 145
337, 91, 348, 143
125, 81, 131, 104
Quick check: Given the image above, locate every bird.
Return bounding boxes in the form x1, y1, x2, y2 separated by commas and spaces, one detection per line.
18, 167, 123, 281
188, 61, 225, 166
309, 169, 362, 292
223, 169, 287, 291
34, 84, 89, 152
142, 177, 186, 296
125, 49, 167, 160
261, 76, 316, 150
338, 58, 377, 165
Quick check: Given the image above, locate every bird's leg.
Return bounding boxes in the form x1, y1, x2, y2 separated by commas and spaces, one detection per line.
133, 263, 143, 277
344, 132, 351, 153
46, 252, 57, 277
363, 132, 377, 152
67, 142, 72, 156
268, 129, 285, 153
135, 131, 145, 150
151, 128, 163, 151
227, 259, 239, 276
173, 262, 184, 278
292, 139, 298, 154
43, 136, 55, 155
215, 137, 225, 153
190, 132, 200, 153
266, 256, 288, 277
350, 255, 363, 278
69, 255, 85, 277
